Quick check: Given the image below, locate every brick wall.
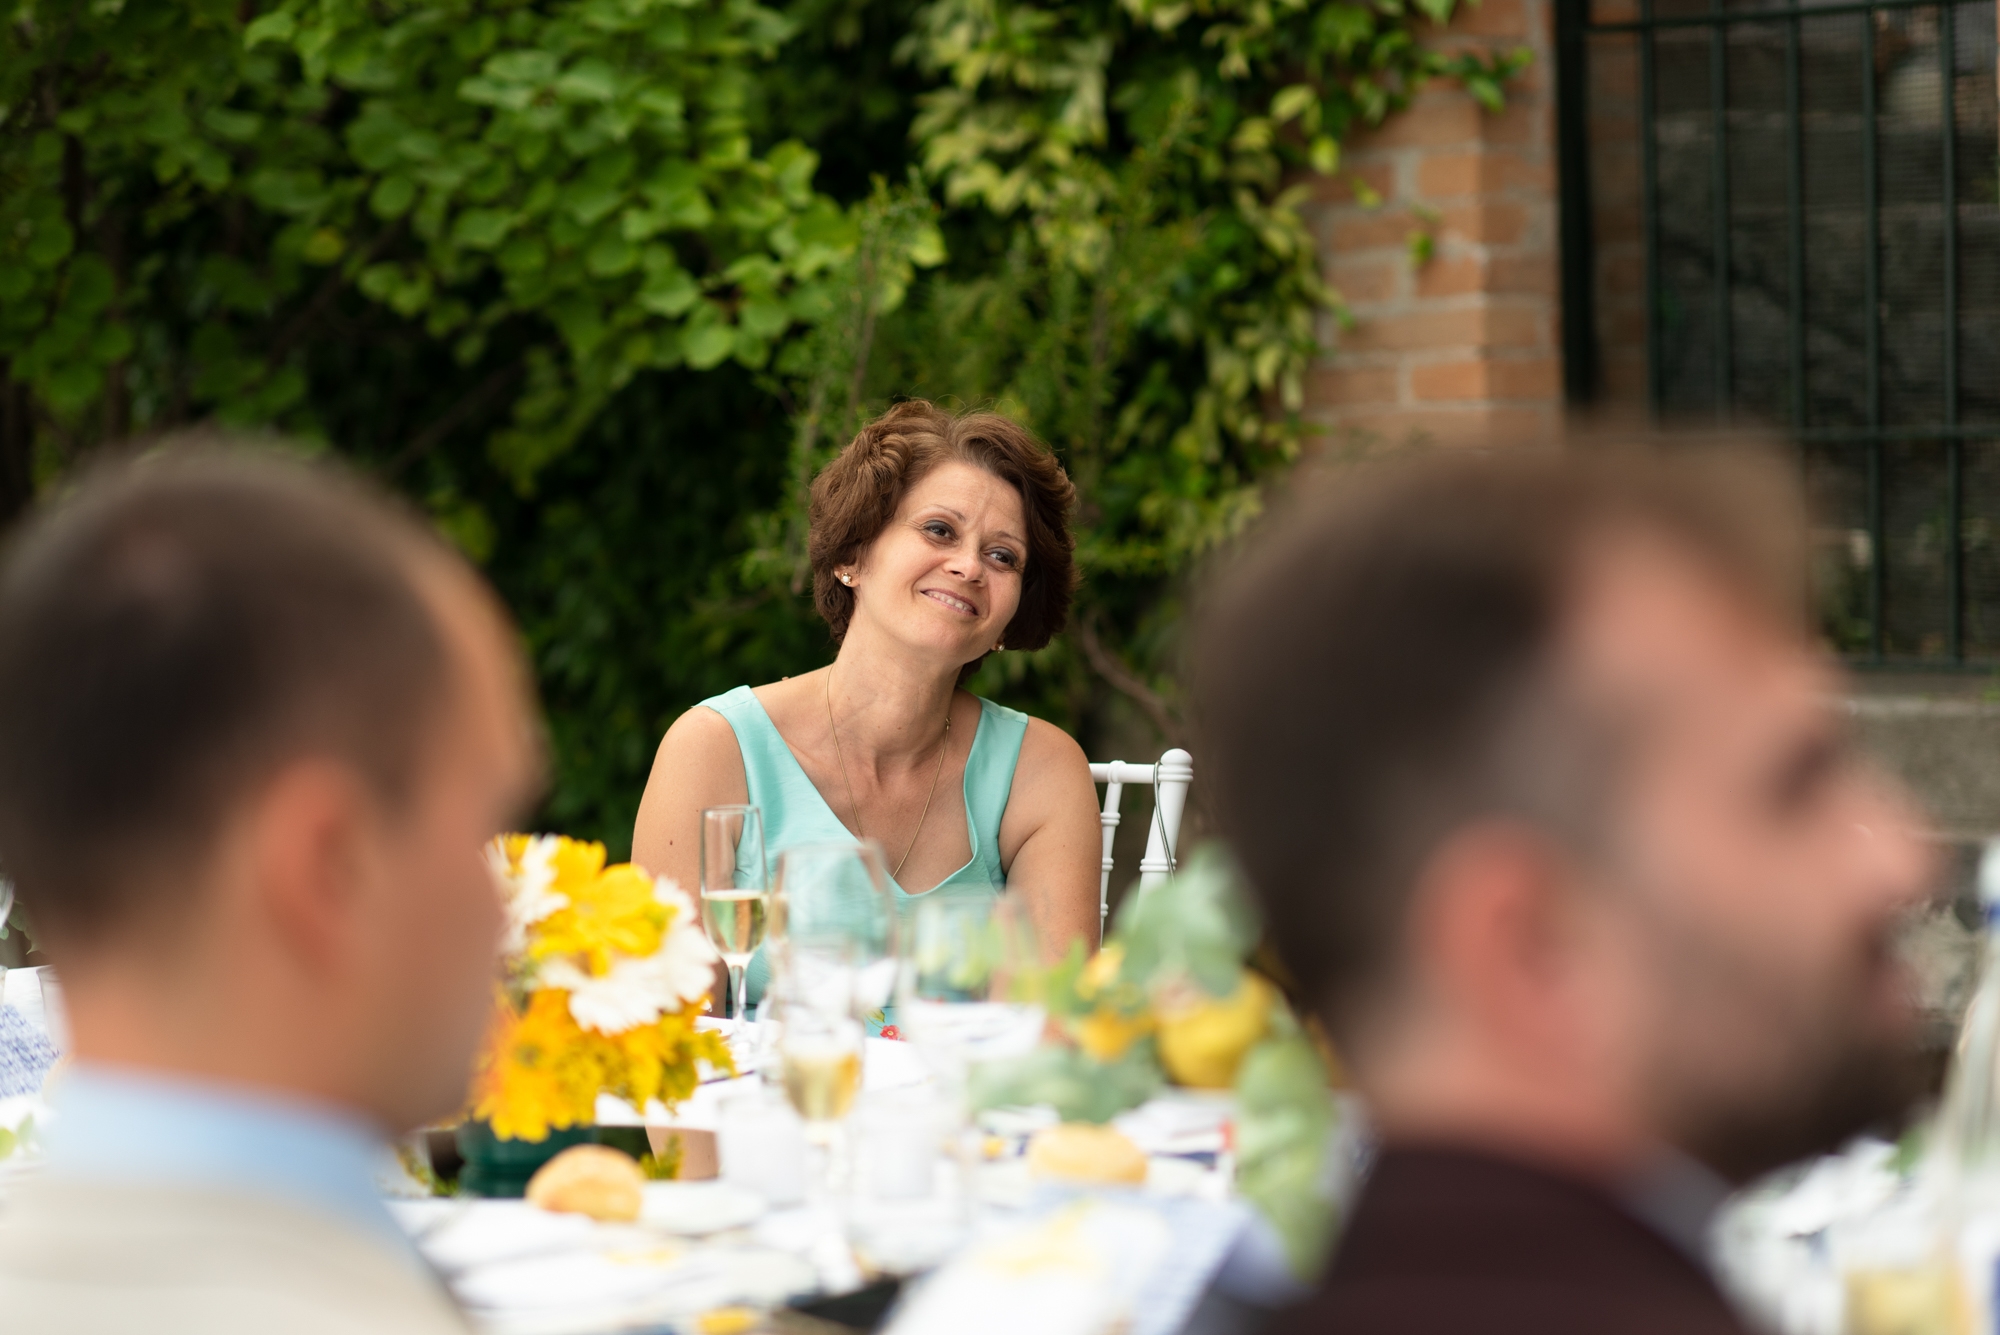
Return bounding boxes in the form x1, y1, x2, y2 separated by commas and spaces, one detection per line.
1583, 9, 1647, 412
1302, 0, 1566, 449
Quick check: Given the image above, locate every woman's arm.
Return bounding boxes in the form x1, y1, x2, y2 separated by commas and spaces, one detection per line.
631, 706, 749, 891
996, 717, 1104, 957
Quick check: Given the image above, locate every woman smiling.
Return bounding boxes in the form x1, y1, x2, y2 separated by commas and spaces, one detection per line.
632, 401, 1101, 1013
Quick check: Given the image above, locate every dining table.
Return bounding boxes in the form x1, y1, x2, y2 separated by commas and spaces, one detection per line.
385, 1019, 1324, 1335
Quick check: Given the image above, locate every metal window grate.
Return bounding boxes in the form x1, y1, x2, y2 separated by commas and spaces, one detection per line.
1560, 0, 2000, 664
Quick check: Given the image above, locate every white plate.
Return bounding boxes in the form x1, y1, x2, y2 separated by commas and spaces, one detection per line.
1143, 1156, 1210, 1197
640, 1180, 766, 1235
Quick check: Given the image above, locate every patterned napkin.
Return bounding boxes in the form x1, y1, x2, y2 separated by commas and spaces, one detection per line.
0, 1004, 57, 1098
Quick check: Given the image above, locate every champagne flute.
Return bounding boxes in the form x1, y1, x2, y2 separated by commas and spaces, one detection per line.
778, 1003, 865, 1138
699, 806, 767, 1034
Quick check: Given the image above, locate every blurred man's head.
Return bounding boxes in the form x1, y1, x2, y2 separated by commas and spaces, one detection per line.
0, 446, 542, 1132
1199, 449, 1933, 1184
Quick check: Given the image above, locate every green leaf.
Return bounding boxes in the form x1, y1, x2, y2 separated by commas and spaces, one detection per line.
44, 361, 104, 414
484, 50, 559, 86
680, 305, 735, 369
371, 174, 417, 219
1235, 1033, 1338, 1276
244, 12, 296, 48
302, 228, 345, 264
62, 255, 115, 315
555, 59, 618, 103
431, 494, 497, 563
453, 208, 516, 250
202, 107, 263, 143
585, 234, 637, 277
969, 1042, 1163, 1123
908, 224, 946, 268
246, 168, 330, 216
738, 294, 789, 339
566, 182, 624, 227
25, 219, 74, 270
638, 265, 699, 317
1270, 84, 1318, 124
1111, 844, 1260, 997
90, 321, 135, 363
499, 235, 550, 278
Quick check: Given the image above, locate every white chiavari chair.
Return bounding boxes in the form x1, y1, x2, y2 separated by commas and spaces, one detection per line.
1087, 748, 1192, 941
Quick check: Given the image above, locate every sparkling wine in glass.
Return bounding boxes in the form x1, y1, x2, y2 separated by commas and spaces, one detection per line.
699, 805, 766, 1031
779, 1006, 864, 1137
702, 890, 769, 969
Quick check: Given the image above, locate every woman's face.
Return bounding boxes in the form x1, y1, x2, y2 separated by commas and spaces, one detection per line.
844, 460, 1028, 667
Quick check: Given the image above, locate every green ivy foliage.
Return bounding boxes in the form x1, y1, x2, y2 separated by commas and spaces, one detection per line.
0, 0, 1522, 852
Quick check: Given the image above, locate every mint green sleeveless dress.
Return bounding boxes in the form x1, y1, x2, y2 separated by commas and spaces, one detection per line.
697, 685, 1030, 1019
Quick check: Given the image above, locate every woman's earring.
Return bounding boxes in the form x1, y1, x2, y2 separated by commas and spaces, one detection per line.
993, 641, 1004, 652
839, 573, 853, 586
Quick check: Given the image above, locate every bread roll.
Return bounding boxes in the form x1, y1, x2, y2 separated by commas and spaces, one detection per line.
525, 1143, 646, 1221
1025, 1123, 1148, 1185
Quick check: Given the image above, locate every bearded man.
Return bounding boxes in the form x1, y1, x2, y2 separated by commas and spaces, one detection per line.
1198, 449, 1933, 1335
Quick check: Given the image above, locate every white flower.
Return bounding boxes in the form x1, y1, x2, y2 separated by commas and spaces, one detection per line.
489, 835, 566, 956
650, 873, 721, 997
544, 949, 714, 1033
540, 875, 719, 1034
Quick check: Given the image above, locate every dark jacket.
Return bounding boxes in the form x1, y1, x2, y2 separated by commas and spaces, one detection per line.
1272, 1146, 1752, 1335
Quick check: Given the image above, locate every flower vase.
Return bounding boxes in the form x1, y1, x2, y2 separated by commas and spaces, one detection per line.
454, 1121, 595, 1198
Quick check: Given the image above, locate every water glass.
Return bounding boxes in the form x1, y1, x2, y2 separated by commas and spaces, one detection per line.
843, 1087, 971, 1277
717, 1084, 810, 1207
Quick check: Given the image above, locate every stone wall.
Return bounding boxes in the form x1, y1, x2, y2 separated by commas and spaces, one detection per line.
1302, 0, 1567, 449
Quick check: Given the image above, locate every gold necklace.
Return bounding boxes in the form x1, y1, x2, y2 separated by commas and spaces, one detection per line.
825, 667, 952, 882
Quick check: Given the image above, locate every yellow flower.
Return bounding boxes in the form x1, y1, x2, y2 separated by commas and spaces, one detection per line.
532, 861, 668, 976
1077, 943, 1125, 999
470, 988, 734, 1142
1072, 1005, 1155, 1062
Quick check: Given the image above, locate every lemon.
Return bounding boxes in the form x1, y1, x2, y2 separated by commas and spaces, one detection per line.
1156, 972, 1275, 1088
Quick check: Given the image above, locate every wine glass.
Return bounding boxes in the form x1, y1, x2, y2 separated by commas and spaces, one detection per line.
776, 1000, 866, 1145
771, 841, 896, 1024
897, 895, 1044, 1096
699, 806, 767, 1034
0, 875, 13, 998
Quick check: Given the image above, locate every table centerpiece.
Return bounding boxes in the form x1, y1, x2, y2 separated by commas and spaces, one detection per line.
459, 834, 732, 1196
969, 845, 1347, 1276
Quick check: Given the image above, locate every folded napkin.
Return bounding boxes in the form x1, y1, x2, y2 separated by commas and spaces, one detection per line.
0, 1005, 57, 1099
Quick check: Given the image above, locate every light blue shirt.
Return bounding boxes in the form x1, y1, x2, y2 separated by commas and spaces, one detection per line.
44, 1062, 415, 1258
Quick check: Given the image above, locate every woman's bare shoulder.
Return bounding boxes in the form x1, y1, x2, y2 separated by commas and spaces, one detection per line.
657, 700, 740, 763
643, 704, 744, 808
1015, 713, 1090, 774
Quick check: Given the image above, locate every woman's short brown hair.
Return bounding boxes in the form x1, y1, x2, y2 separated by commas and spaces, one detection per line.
809, 400, 1078, 655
